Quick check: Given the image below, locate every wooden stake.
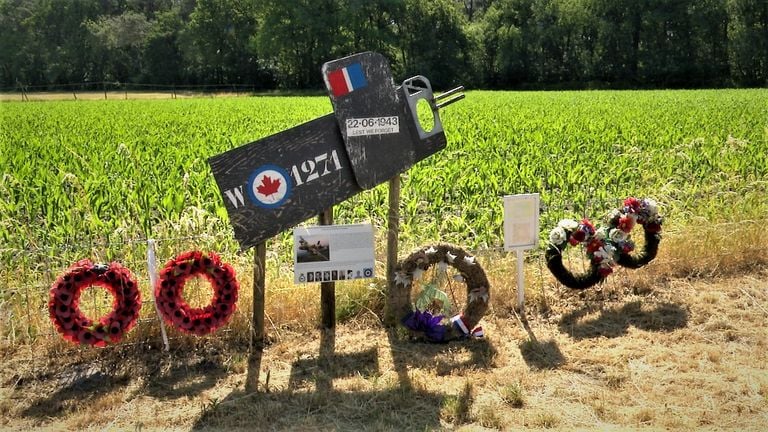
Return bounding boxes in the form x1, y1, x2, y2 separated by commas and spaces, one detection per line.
246, 241, 267, 392
516, 249, 526, 312
252, 241, 266, 346
384, 175, 401, 326
318, 208, 335, 329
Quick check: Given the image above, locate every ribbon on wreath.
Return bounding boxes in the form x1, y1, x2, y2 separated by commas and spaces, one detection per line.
451, 314, 484, 338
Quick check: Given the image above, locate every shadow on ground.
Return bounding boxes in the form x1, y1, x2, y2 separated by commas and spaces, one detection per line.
20, 363, 130, 419
142, 356, 229, 400
18, 344, 232, 419
515, 312, 567, 370
192, 328, 498, 431
558, 301, 689, 340
191, 386, 445, 431
520, 338, 567, 369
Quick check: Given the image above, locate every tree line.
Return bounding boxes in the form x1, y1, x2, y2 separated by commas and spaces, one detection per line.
1, 0, 766, 91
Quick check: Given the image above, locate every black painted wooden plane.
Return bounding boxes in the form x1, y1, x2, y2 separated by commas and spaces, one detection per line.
208, 52, 464, 250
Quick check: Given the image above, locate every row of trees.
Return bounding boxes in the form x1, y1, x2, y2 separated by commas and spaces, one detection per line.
1, 0, 767, 90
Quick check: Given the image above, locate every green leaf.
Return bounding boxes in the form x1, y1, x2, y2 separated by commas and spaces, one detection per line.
415, 282, 452, 316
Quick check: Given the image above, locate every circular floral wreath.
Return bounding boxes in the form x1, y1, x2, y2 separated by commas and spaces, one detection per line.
49, 260, 142, 347
613, 197, 663, 269
393, 243, 490, 343
546, 197, 663, 289
154, 250, 239, 336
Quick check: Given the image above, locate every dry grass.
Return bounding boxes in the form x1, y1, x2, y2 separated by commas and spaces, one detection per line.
1, 219, 767, 430
1, 268, 766, 431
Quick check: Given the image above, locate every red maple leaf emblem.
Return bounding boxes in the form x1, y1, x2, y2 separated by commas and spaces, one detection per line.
256, 175, 281, 197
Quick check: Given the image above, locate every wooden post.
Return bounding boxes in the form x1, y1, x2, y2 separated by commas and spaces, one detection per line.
318, 207, 335, 329
246, 241, 267, 392
384, 175, 401, 326
252, 241, 266, 346
516, 249, 526, 312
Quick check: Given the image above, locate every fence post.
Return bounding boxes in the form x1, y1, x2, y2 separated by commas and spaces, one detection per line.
384, 175, 402, 326
146, 239, 170, 351
318, 208, 335, 329
516, 249, 526, 312
252, 242, 267, 346
246, 241, 267, 392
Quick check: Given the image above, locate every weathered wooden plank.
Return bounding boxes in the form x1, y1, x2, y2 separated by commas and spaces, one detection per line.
318, 208, 335, 329
208, 115, 362, 250
322, 52, 448, 189
209, 52, 454, 251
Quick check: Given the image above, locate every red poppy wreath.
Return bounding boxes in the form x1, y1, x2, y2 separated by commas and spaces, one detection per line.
154, 250, 239, 336
49, 260, 142, 347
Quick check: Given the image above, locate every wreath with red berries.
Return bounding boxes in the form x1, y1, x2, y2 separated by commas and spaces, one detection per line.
49, 260, 142, 347
546, 197, 663, 290
154, 250, 239, 336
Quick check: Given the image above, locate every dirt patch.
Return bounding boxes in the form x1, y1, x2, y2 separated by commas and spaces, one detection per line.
1, 273, 767, 431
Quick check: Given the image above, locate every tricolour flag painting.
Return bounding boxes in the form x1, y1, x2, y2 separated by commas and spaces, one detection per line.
326, 63, 368, 97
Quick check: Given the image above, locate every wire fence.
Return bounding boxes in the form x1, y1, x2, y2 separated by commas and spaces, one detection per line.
1, 81, 273, 101
0, 234, 260, 376
0, 81, 263, 102
4, 190, 764, 363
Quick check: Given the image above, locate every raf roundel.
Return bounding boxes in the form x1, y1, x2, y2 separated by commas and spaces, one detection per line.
247, 165, 292, 209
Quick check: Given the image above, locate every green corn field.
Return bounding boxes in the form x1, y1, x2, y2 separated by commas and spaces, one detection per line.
2, 90, 765, 255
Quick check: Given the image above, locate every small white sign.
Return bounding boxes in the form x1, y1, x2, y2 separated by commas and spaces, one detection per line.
345, 116, 400, 137
503, 193, 540, 251
293, 223, 375, 284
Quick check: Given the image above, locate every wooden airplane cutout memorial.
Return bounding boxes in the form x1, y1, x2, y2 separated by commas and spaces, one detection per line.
208, 52, 464, 250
